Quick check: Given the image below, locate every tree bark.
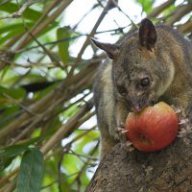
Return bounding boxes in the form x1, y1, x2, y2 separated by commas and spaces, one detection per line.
86, 134, 192, 192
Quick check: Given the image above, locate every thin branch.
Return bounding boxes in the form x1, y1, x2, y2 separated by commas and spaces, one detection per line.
72, 141, 99, 189
0, 168, 18, 187
0, 60, 97, 142
27, 30, 65, 69
16, 25, 129, 54
2, 181, 15, 192
166, 4, 192, 25
0, 0, 44, 20
67, 0, 116, 78
0, 0, 11, 6
14, 0, 73, 51
40, 99, 94, 154
148, 0, 176, 18
2, 93, 38, 116
111, 0, 138, 29
177, 19, 192, 33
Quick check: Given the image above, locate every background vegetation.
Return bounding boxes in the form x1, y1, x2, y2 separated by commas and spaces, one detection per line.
0, 0, 191, 191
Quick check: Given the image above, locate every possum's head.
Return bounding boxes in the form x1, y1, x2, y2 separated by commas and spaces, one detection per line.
92, 19, 175, 112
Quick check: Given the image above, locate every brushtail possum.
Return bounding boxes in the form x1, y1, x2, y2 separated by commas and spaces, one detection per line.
92, 19, 192, 157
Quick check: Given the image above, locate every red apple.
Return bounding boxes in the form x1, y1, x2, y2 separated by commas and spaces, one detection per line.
125, 102, 179, 152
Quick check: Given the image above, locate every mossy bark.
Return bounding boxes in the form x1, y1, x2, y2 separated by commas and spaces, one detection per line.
87, 135, 192, 192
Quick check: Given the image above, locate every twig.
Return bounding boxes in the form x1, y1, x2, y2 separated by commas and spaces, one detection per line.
177, 19, 192, 33
0, 0, 11, 6
16, 35, 82, 53
166, 4, 192, 25
40, 99, 93, 154
64, 126, 97, 152
57, 126, 97, 191
16, 25, 129, 54
0, 0, 43, 20
0, 168, 18, 187
111, 0, 138, 29
72, 2, 99, 31
72, 141, 99, 188
67, 0, 116, 79
2, 181, 15, 192
14, 0, 73, 51
0, 60, 97, 142
27, 30, 65, 69
2, 93, 38, 116
148, 0, 176, 18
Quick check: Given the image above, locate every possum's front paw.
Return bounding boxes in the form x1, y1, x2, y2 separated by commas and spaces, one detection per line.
116, 124, 135, 152
106, 122, 125, 141
117, 122, 127, 134
108, 124, 121, 141
173, 106, 192, 144
116, 122, 128, 140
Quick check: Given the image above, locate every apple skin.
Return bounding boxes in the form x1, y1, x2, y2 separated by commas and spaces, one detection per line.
125, 102, 179, 152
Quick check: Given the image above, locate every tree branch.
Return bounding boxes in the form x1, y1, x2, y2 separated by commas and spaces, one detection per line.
86, 133, 192, 192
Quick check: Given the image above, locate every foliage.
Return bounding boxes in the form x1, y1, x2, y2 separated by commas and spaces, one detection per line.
17, 148, 44, 192
0, 0, 191, 191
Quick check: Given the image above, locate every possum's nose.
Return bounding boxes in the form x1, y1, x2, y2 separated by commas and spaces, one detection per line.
130, 101, 142, 112
130, 97, 147, 112
132, 104, 143, 112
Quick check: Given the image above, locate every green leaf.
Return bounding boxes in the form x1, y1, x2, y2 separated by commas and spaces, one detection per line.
63, 104, 79, 118
0, 22, 33, 44
63, 154, 82, 182
57, 173, 71, 192
74, 130, 99, 154
42, 116, 62, 138
81, 171, 90, 186
0, 31, 17, 45
0, 144, 28, 159
56, 27, 70, 65
0, 105, 20, 128
0, 2, 42, 21
137, 0, 154, 13
0, 86, 26, 103
0, 156, 13, 172
0, 138, 39, 171
16, 148, 44, 192
0, 22, 32, 34
0, 138, 39, 158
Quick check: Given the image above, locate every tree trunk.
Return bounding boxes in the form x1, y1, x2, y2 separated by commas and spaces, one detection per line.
86, 134, 192, 192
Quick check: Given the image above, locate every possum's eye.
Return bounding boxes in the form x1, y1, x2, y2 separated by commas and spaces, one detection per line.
140, 77, 150, 88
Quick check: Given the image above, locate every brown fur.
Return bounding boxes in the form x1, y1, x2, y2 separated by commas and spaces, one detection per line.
93, 19, 192, 157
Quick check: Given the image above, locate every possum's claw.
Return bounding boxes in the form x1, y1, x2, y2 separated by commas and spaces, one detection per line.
179, 118, 189, 125
117, 122, 127, 135
121, 141, 134, 152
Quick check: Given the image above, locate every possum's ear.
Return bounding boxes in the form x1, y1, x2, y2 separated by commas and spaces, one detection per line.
139, 18, 157, 50
91, 38, 119, 59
